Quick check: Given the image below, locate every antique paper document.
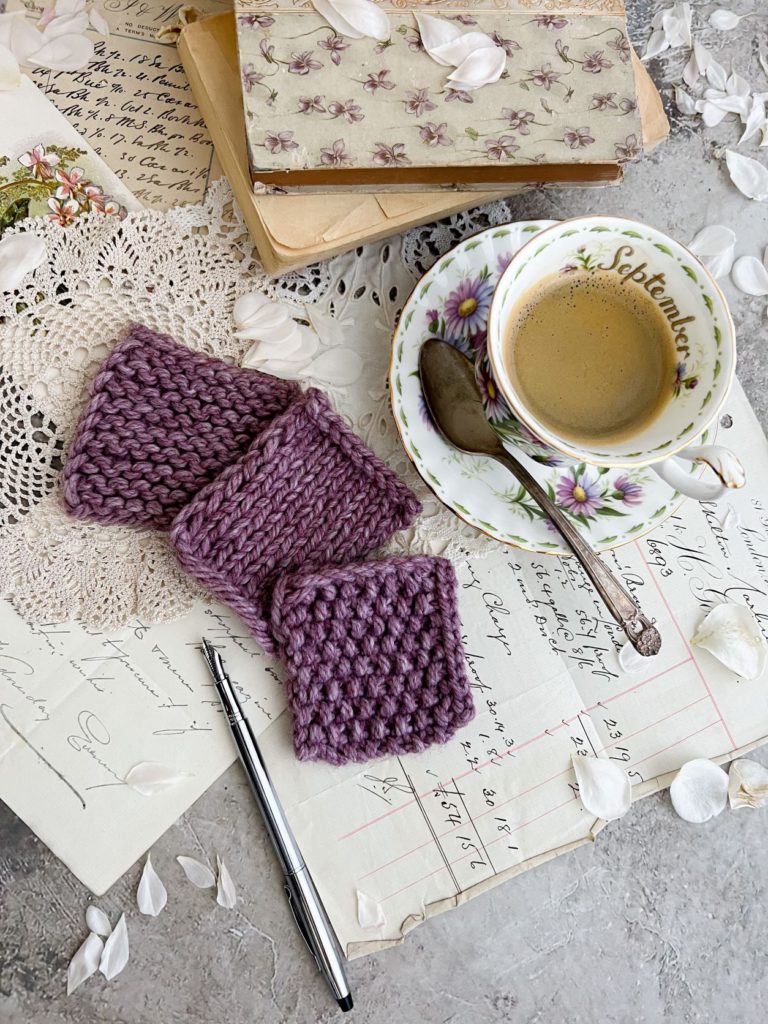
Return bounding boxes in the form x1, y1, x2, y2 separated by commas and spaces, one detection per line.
9, 0, 230, 207
1, 383, 768, 949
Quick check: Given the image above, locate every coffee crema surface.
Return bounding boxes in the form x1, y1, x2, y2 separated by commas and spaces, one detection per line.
504, 270, 679, 446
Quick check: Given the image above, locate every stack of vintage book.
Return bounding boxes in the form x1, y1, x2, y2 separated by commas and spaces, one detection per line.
178, 1, 667, 272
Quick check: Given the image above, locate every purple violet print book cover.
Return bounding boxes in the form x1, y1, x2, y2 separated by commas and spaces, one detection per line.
233, 0, 643, 192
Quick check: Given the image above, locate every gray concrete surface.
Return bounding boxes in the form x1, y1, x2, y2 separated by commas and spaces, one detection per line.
2, 2, 768, 1022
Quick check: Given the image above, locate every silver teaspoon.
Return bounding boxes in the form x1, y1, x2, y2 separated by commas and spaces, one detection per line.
418, 339, 661, 657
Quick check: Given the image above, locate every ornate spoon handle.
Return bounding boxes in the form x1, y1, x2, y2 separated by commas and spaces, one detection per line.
496, 451, 661, 657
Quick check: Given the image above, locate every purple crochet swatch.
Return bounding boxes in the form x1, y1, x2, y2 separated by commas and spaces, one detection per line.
62, 324, 299, 529
169, 388, 421, 653
270, 555, 475, 766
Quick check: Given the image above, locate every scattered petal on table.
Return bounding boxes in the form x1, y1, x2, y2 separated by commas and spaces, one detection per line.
42, 10, 90, 39
731, 255, 768, 296
216, 856, 237, 909
312, 0, 389, 41
571, 755, 631, 822
85, 905, 111, 937
98, 913, 129, 981
137, 854, 168, 916
724, 149, 768, 201
67, 932, 103, 995
0, 233, 46, 292
448, 46, 506, 91
728, 758, 768, 808
305, 346, 363, 386
89, 3, 109, 35
177, 855, 216, 888
125, 762, 193, 796
675, 86, 697, 116
618, 641, 646, 675
28, 32, 94, 71
670, 759, 728, 823
357, 889, 385, 928
688, 224, 736, 279
692, 603, 768, 679
430, 31, 496, 68
709, 9, 743, 31
0, 41, 20, 90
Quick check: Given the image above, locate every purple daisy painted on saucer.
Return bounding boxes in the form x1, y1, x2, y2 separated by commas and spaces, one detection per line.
444, 274, 494, 337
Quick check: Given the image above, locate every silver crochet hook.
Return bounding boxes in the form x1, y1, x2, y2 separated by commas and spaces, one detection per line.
200, 639, 353, 1012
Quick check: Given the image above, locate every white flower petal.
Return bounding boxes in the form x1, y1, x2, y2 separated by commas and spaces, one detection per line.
0, 41, 20, 90
312, 0, 389, 41
42, 10, 90, 39
618, 641, 646, 675
728, 758, 768, 808
430, 32, 497, 68
642, 28, 668, 62
55, 0, 86, 15
709, 9, 742, 31
305, 347, 363, 386
98, 913, 129, 980
693, 40, 712, 73
726, 70, 751, 99
675, 86, 697, 116
0, 12, 44, 62
688, 224, 736, 278
177, 854, 215, 888
447, 46, 506, 91
28, 32, 94, 71
233, 290, 271, 323
85, 905, 111, 937
670, 759, 728, 823
0, 233, 46, 292
682, 51, 699, 88
67, 932, 103, 995
725, 149, 768, 201
571, 755, 631, 822
760, 50, 768, 81
732, 255, 768, 296
701, 101, 729, 128
719, 503, 741, 531
415, 12, 462, 62
216, 856, 237, 909
692, 602, 768, 679
357, 889, 385, 929
137, 854, 168, 916
125, 761, 193, 796
706, 58, 728, 92
741, 96, 767, 143
89, 4, 109, 36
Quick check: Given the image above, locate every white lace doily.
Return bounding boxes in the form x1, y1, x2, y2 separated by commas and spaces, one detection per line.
0, 179, 503, 628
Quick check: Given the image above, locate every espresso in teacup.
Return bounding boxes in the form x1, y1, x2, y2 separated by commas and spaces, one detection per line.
504, 270, 678, 446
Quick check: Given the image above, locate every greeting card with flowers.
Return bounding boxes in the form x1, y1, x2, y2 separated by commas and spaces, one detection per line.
0, 75, 139, 236
234, 0, 644, 191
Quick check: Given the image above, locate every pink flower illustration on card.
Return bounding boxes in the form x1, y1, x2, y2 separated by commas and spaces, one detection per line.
47, 196, 80, 226
530, 63, 561, 90
608, 33, 631, 63
54, 166, 87, 200
328, 99, 364, 123
320, 139, 352, 166
18, 144, 59, 181
372, 142, 410, 167
445, 88, 473, 104
490, 32, 521, 56
501, 108, 535, 133
615, 133, 641, 161
288, 51, 323, 75
264, 131, 299, 154
532, 14, 568, 30
242, 63, 264, 93
590, 92, 618, 110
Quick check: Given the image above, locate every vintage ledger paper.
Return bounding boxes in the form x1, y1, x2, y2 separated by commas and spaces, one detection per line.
2, 382, 768, 956
8, 0, 231, 207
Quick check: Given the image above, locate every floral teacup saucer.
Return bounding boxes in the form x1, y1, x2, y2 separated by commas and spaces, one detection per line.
389, 221, 710, 555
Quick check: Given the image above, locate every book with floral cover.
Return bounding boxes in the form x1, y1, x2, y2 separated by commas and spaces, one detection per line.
233, 0, 645, 192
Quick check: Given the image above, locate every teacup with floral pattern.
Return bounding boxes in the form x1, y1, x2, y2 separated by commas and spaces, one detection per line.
487, 215, 744, 502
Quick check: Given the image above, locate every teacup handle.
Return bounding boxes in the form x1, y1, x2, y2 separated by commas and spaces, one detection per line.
651, 445, 746, 502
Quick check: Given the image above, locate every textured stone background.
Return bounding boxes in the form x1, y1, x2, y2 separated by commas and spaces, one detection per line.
2, 2, 768, 1022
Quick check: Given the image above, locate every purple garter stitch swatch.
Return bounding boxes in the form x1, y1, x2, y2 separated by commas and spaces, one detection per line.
62, 324, 299, 529
270, 555, 475, 766
169, 388, 421, 653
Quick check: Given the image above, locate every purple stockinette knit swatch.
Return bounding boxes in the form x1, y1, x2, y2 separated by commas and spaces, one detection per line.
270, 556, 475, 766
169, 388, 421, 653
62, 324, 299, 529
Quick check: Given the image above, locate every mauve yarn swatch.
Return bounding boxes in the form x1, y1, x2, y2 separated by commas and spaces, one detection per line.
270, 555, 475, 765
170, 388, 421, 652
62, 324, 299, 529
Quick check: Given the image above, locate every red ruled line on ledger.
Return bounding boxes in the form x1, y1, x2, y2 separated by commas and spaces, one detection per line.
378, 719, 723, 904
339, 655, 693, 843
359, 693, 712, 882
634, 540, 737, 750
